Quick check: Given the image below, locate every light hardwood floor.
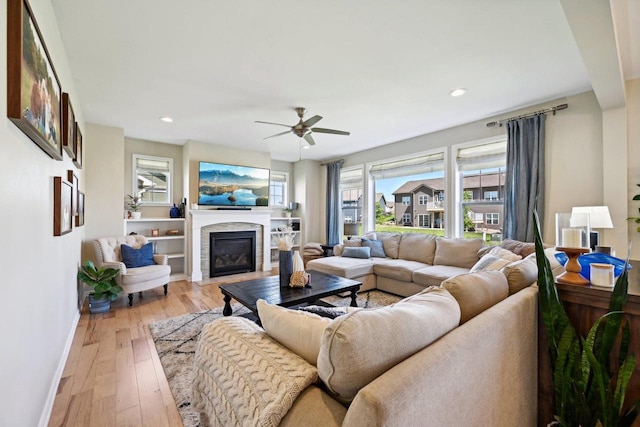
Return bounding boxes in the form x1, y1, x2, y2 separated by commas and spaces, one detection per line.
49, 270, 274, 427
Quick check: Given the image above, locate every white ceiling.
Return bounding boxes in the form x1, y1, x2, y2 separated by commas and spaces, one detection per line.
51, 0, 639, 162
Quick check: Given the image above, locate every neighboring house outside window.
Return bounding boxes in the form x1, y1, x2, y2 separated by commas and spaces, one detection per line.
269, 171, 289, 207
133, 154, 172, 205
486, 212, 499, 225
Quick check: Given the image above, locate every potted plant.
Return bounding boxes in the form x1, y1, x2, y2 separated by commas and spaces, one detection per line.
629, 184, 640, 233
283, 207, 294, 218
78, 260, 122, 314
126, 194, 142, 219
533, 210, 638, 426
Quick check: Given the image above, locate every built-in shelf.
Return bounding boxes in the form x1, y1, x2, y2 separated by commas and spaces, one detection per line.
270, 217, 302, 262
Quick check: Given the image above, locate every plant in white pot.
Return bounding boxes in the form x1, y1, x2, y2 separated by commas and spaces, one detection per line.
126, 194, 142, 219
78, 260, 122, 314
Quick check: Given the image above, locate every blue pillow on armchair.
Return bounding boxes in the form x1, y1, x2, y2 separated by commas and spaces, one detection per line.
120, 243, 155, 268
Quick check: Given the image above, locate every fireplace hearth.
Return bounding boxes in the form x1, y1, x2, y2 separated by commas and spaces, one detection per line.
209, 231, 256, 277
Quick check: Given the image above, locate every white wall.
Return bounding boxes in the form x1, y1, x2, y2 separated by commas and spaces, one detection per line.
0, 0, 85, 425
293, 160, 324, 244
627, 78, 640, 260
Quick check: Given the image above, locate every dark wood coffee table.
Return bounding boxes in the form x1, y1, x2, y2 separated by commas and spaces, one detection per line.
219, 270, 361, 318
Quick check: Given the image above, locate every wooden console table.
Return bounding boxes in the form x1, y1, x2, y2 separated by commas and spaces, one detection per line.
538, 282, 640, 426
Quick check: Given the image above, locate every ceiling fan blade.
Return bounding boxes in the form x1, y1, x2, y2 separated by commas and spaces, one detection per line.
255, 120, 292, 128
302, 115, 323, 127
264, 130, 292, 140
303, 133, 316, 146
311, 127, 350, 136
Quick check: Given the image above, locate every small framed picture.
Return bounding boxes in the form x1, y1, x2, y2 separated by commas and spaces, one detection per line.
54, 176, 73, 236
67, 169, 78, 216
151, 228, 160, 237
62, 93, 75, 158
73, 123, 83, 169
76, 191, 85, 227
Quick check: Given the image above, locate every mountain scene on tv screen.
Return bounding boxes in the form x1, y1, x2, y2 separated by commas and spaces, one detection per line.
199, 168, 269, 206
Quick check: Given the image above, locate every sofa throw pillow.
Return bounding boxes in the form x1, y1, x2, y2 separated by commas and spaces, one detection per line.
434, 237, 483, 268
525, 247, 565, 278
441, 270, 509, 324
343, 238, 362, 248
120, 243, 155, 268
470, 255, 512, 273
257, 299, 331, 365
361, 238, 386, 258
500, 239, 536, 258
501, 258, 538, 295
298, 305, 356, 319
317, 287, 460, 403
341, 246, 371, 259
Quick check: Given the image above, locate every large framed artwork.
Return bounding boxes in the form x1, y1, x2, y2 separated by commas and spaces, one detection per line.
54, 176, 73, 236
62, 93, 75, 158
7, 0, 63, 160
73, 123, 83, 169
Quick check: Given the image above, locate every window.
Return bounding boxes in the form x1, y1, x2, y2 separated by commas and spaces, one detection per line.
418, 195, 428, 205
269, 171, 289, 207
402, 213, 411, 224
402, 196, 411, 206
417, 214, 430, 227
484, 191, 498, 201
341, 167, 363, 225
486, 213, 499, 225
133, 154, 172, 205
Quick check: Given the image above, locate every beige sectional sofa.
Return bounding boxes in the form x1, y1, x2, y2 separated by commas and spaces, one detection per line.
307, 232, 487, 296
193, 270, 540, 426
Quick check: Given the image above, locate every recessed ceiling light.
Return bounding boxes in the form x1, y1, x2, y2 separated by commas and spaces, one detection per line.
160, 116, 173, 123
302, 145, 310, 150
449, 88, 467, 97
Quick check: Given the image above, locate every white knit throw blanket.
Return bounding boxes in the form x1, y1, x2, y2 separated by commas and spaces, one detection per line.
192, 317, 318, 427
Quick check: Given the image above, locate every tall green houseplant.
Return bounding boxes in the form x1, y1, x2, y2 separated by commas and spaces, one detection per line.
533, 210, 638, 426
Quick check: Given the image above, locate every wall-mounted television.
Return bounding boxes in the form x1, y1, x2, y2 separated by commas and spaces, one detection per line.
198, 161, 270, 207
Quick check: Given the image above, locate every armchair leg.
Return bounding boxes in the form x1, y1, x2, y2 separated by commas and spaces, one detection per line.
128, 293, 133, 306
164, 284, 168, 296
139, 291, 143, 298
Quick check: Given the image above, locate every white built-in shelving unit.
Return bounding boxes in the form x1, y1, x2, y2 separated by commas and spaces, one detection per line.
270, 217, 302, 263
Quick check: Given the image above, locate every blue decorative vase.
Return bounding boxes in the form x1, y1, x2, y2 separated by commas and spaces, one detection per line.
279, 250, 293, 288
169, 204, 180, 218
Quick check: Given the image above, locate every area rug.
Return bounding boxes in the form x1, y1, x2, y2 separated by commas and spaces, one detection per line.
149, 290, 402, 427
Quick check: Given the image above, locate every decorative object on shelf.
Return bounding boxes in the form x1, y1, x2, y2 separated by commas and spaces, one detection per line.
283, 207, 293, 218
533, 209, 638, 427
589, 263, 615, 288
126, 194, 141, 219
289, 250, 309, 288
554, 252, 631, 281
555, 212, 590, 285
571, 206, 613, 250
170, 204, 181, 218
284, 201, 299, 218
7, 0, 63, 161
151, 228, 160, 237
166, 229, 180, 235
53, 176, 73, 236
179, 198, 186, 218
77, 260, 122, 314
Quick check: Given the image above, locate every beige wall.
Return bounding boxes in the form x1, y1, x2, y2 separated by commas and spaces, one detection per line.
124, 137, 184, 218
0, 0, 85, 424
628, 79, 640, 259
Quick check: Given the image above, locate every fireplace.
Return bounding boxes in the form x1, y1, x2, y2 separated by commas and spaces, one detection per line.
209, 231, 256, 277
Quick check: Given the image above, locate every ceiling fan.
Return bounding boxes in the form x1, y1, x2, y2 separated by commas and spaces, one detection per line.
256, 107, 350, 146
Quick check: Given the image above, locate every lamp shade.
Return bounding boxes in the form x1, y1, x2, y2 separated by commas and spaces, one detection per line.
571, 206, 613, 229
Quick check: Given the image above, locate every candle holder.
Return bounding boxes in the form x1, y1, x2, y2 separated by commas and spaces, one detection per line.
555, 212, 591, 285
556, 247, 590, 285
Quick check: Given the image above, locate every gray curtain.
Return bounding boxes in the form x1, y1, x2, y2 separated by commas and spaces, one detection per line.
326, 160, 342, 244
503, 114, 546, 242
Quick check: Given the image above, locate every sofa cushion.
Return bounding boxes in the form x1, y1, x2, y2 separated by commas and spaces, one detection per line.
120, 242, 155, 268
524, 247, 565, 278
470, 255, 512, 273
342, 246, 371, 259
257, 299, 331, 365
375, 232, 402, 259
397, 233, 437, 264
501, 258, 538, 294
477, 245, 523, 261
412, 265, 471, 287
441, 270, 509, 324
434, 238, 483, 268
317, 287, 460, 403
361, 238, 386, 258
373, 259, 430, 282
307, 256, 374, 279
343, 239, 362, 247
119, 264, 171, 286
500, 239, 536, 258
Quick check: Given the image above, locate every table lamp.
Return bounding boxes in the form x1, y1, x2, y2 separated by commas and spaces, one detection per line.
571, 206, 613, 251
555, 212, 590, 285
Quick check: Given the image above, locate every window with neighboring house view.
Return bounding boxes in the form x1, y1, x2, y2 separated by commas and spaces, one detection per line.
133, 154, 172, 205
340, 167, 364, 232
269, 171, 289, 207
486, 212, 499, 225
402, 196, 411, 206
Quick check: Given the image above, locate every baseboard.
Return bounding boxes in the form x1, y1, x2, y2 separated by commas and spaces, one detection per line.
38, 308, 81, 427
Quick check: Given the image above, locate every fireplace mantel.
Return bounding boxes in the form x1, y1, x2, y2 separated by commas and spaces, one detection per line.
190, 209, 273, 281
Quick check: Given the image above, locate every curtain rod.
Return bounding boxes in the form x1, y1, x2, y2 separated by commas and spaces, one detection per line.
485, 103, 568, 128
320, 159, 344, 166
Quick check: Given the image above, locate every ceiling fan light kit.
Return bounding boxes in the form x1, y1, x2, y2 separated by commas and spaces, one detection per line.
256, 107, 350, 146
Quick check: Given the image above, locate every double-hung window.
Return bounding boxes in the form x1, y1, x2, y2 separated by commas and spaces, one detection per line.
133, 154, 172, 205
269, 171, 289, 207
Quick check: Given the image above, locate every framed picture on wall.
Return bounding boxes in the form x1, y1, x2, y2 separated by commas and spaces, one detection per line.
67, 169, 78, 216
76, 191, 85, 227
62, 93, 75, 158
7, 0, 63, 161
73, 123, 83, 169
54, 176, 73, 236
